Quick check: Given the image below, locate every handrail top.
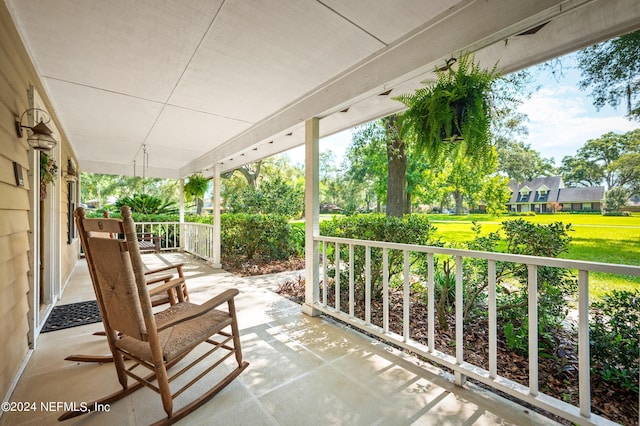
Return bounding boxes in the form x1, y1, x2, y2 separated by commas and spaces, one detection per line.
314, 234, 640, 276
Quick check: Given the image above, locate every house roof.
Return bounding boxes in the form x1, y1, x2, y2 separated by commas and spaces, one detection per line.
6, 0, 640, 178
557, 186, 605, 203
508, 176, 564, 204
508, 176, 606, 204
628, 195, 640, 207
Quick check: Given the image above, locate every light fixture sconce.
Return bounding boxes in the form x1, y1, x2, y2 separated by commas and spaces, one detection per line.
15, 108, 58, 150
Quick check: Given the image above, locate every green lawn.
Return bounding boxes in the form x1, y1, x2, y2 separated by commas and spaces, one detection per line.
430, 213, 640, 299
302, 212, 640, 300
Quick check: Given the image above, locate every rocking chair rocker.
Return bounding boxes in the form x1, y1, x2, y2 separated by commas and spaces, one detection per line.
61, 206, 248, 424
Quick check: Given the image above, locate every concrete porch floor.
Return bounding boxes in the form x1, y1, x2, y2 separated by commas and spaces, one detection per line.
1, 252, 558, 425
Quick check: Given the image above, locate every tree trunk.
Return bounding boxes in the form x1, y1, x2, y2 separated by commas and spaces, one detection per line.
235, 161, 262, 189
384, 115, 406, 217
454, 190, 463, 215
405, 190, 412, 215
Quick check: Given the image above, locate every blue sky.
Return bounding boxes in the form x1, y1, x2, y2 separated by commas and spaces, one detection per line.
283, 54, 638, 167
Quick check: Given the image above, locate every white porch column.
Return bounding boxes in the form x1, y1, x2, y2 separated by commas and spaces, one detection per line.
212, 163, 222, 269
179, 178, 185, 250
302, 117, 321, 316
179, 178, 185, 223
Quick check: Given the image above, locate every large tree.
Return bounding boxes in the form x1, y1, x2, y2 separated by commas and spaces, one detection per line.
80, 173, 179, 208
495, 137, 557, 184
347, 121, 391, 213
221, 156, 304, 217
383, 115, 407, 217
560, 129, 640, 190
577, 30, 640, 121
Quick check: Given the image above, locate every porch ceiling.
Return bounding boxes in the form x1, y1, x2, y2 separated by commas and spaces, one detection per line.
5, 0, 640, 178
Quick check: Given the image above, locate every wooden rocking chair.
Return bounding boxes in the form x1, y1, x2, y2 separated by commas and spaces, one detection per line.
61, 206, 248, 424
65, 208, 189, 363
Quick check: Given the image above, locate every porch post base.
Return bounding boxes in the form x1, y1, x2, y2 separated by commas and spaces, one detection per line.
302, 303, 321, 317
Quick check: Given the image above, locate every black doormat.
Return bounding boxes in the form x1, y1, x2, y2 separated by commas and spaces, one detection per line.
41, 300, 102, 333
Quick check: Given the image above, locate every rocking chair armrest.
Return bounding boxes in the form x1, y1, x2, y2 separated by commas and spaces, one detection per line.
145, 274, 173, 285
144, 263, 185, 276
156, 289, 240, 332
148, 277, 186, 298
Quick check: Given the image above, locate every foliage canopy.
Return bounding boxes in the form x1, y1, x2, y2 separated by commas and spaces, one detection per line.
577, 30, 640, 121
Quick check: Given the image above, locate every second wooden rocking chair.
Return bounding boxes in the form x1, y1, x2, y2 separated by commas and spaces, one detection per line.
61, 206, 248, 424
65, 209, 189, 363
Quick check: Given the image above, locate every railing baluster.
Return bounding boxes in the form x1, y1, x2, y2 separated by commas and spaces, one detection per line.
349, 244, 355, 318
335, 243, 340, 312
427, 253, 434, 354
528, 264, 538, 397
488, 260, 497, 379
578, 270, 591, 418
403, 250, 410, 342
455, 255, 464, 386
322, 241, 327, 307
383, 248, 389, 334
365, 245, 371, 325
309, 234, 640, 425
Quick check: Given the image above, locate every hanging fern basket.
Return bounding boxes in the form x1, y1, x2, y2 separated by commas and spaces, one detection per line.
396, 53, 500, 162
184, 174, 210, 198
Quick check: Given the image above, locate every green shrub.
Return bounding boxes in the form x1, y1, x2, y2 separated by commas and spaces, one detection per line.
114, 194, 178, 215
602, 211, 632, 216
495, 220, 576, 355
431, 220, 576, 356
221, 213, 294, 260
590, 289, 639, 393
320, 214, 440, 298
226, 176, 303, 218
507, 211, 536, 216
82, 212, 301, 259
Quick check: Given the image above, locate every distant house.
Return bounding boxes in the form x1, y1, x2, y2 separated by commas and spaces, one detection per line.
507, 176, 605, 213
624, 194, 640, 213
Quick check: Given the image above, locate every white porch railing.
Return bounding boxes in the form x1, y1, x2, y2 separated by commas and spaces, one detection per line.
132, 221, 638, 424
134, 222, 215, 262
310, 235, 640, 426
180, 222, 215, 262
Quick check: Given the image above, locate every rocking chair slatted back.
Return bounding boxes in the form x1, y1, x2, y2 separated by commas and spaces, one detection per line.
88, 236, 148, 340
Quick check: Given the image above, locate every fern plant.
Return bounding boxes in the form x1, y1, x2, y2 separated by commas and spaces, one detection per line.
114, 194, 178, 215
184, 173, 210, 214
183, 174, 209, 199
396, 52, 499, 163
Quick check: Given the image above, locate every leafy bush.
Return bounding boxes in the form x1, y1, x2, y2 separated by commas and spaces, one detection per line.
590, 289, 639, 393
226, 176, 303, 218
430, 220, 576, 355
221, 213, 294, 260
602, 186, 630, 213
602, 211, 632, 216
320, 214, 440, 298
114, 194, 178, 215
289, 223, 306, 258
495, 220, 576, 355
83, 211, 302, 260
